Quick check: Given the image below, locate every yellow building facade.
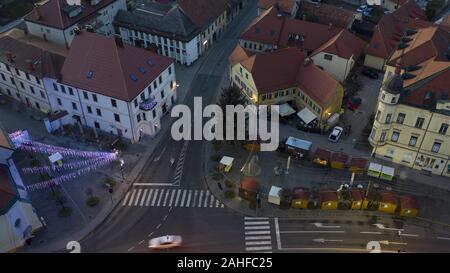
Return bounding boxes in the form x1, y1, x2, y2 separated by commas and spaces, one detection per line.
230, 59, 344, 125
369, 65, 450, 177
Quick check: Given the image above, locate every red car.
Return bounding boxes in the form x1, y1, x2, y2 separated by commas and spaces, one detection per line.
347, 97, 362, 111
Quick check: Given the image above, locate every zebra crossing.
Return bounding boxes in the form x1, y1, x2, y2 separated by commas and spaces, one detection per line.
244, 217, 273, 253
121, 188, 225, 208
172, 140, 189, 186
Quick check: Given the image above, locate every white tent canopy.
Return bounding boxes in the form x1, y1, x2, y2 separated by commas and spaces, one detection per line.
381, 165, 395, 177
48, 152, 63, 164
220, 156, 234, 166
276, 103, 296, 117
297, 107, 317, 125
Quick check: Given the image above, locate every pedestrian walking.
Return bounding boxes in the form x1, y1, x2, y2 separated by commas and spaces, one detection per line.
218, 182, 223, 191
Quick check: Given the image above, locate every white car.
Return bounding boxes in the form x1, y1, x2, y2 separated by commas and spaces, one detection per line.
149, 235, 182, 250
328, 126, 344, 143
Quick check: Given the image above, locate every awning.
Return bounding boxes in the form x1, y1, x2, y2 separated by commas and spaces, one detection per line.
381, 165, 395, 177
297, 107, 317, 125
285, 136, 312, 151
276, 103, 296, 117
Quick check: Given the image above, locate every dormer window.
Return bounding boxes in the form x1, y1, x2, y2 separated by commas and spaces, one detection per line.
63, 4, 83, 18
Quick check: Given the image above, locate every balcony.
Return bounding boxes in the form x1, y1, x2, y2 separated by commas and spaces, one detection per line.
139, 96, 157, 111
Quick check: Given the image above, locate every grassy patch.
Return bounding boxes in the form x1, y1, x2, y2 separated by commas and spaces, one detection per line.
103, 177, 116, 188
224, 190, 236, 199
58, 207, 72, 218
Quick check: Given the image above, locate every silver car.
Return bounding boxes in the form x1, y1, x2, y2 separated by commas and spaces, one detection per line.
328, 126, 344, 143
149, 235, 183, 250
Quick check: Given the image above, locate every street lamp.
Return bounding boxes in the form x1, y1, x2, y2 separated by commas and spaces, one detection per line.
120, 159, 125, 183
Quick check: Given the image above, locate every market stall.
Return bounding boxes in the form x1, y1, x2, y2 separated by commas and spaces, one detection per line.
312, 148, 332, 167
268, 186, 282, 206
219, 156, 234, 173
291, 187, 310, 209
239, 177, 260, 202
349, 157, 368, 174
367, 162, 383, 178
330, 152, 349, 169
285, 136, 312, 158
380, 165, 395, 181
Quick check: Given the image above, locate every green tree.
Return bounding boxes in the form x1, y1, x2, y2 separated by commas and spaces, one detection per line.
218, 85, 248, 110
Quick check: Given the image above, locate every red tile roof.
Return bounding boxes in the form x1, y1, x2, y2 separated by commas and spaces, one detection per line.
319, 189, 338, 202
240, 7, 284, 46
312, 29, 367, 60
299, 2, 356, 29
241, 9, 365, 60
400, 195, 419, 210
0, 164, 18, 213
230, 46, 340, 107
228, 44, 253, 66
60, 32, 173, 102
367, 0, 427, 59
258, 0, 297, 15
0, 35, 66, 79
387, 25, 450, 108
178, 0, 228, 28
24, 0, 117, 30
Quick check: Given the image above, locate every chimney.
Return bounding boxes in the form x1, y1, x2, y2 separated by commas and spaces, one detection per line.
25, 60, 34, 71
303, 57, 311, 66
115, 35, 124, 48
34, 5, 42, 20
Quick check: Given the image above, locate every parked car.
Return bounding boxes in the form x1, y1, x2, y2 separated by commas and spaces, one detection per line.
347, 97, 362, 111
149, 235, 182, 250
328, 126, 344, 143
361, 68, 379, 79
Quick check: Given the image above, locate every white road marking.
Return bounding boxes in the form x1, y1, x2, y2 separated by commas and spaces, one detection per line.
162, 189, 170, 206
151, 189, 159, 206
360, 231, 382, 235
191, 190, 198, 207
399, 232, 419, 237
221, 203, 224, 208
168, 189, 176, 206
245, 246, 272, 251
279, 247, 398, 253
245, 236, 271, 241
186, 190, 192, 207
145, 189, 153, 206
274, 218, 281, 250
127, 189, 136, 206
133, 183, 178, 186
198, 190, 204, 207
204, 191, 210, 207
174, 189, 181, 207
139, 189, 148, 206
157, 189, 165, 206
216, 199, 220, 208
245, 217, 268, 220
134, 189, 142, 206
280, 231, 345, 234
180, 190, 187, 207
209, 193, 214, 208
313, 223, 341, 229
127, 247, 135, 252
246, 241, 272, 246
245, 230, 271, 235
122, 191, 131, 206
245, 221, 269, 225
245, 225, 270, 230
437, 237, 450, 241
